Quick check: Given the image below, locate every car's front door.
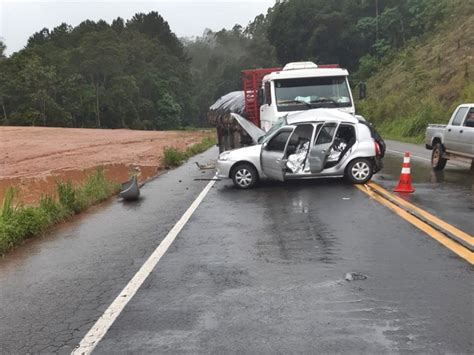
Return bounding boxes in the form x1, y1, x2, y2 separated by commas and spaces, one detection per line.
308, 121, 340, 173
261, 127, 295, 181
445, 106, 469, 153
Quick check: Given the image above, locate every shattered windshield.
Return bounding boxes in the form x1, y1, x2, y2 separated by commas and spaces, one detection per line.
275, 76, 351, 112
258, 118, 286, 144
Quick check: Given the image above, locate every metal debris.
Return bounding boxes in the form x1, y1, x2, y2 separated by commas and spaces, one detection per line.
195, 162, 216, 170
345, 272, 367, 281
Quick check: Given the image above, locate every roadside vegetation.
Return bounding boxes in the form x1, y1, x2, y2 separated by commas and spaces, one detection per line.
0, 169, 119, 255
163, 136, 216, 167
0, 137, 216, 255
358, 1, 473, 143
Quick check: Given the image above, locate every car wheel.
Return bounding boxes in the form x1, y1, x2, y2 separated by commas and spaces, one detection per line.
231, 163, 258, 189
431, 143, 447, 171
346, 158, 373, 184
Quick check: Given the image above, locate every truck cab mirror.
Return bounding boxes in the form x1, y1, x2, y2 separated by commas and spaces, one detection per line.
358, 82, 367, 100
258, 88, 265, 106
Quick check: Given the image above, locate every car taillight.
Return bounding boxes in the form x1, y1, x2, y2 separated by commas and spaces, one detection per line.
374, 141, 381, 156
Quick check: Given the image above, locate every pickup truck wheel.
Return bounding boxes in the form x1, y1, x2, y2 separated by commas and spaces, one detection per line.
231, 163, 258, 189
431, 143, 447, 170
346, 158, 373, 184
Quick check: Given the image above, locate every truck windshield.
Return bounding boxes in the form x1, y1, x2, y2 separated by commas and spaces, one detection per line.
275, 76, 351, 112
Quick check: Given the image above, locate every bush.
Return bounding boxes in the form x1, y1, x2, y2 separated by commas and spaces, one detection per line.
163, 147, 187, 167
163, 136, 216, 168
0, 169, 119, 255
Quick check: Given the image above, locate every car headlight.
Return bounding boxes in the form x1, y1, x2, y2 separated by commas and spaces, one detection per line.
218, 151, 231, 161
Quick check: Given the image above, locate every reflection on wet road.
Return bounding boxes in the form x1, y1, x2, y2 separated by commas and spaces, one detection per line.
375, 151, 473, 234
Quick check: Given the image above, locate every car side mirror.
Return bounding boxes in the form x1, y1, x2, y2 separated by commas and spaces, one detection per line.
258, 88, 264, 106
358, 82, 367, 100
465, 120, 474, 128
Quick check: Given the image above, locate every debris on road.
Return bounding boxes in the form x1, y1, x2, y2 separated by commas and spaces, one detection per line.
119, 176, 140, 201
195, 162, 216, 170
345, 272, 368, 281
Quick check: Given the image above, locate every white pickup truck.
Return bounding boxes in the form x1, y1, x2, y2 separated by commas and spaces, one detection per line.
425, 103, 474, 170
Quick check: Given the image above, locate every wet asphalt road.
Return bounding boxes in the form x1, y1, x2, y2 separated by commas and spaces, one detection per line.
0, 142, 473, 354
378, 140, 473, 234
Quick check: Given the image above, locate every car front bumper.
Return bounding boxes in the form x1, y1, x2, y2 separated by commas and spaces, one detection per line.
216, 159, 234, 179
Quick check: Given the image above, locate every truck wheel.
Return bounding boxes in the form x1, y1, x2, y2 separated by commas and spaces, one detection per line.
231, 163, 258, 189
346, 158, 373, 184
431, 143, 447, 171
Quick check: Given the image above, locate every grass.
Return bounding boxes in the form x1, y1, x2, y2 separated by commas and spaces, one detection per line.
0, 136, 216, 255
0, 168, 119, 255
356, 5, 473, 144
163, 136, 216, 168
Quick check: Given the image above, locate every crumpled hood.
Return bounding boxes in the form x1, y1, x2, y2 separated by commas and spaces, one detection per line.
228, 144, 262, 160
231, 113, 265, 143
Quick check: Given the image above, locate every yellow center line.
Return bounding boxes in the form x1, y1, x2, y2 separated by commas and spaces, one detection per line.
368, 182, 474, 247
354, 184, 474, 265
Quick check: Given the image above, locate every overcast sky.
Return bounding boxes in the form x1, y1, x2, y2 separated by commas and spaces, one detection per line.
0, 0, 275, 55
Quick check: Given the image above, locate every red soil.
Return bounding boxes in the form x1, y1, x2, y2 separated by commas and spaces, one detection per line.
0, 127, 212, 205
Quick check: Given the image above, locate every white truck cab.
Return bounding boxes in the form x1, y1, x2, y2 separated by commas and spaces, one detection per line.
259, 62, 355, 131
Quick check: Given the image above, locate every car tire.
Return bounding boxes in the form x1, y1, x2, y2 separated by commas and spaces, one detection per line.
346, 158, 373, 184
231, 163, 258, 189
431, 143, 447, 171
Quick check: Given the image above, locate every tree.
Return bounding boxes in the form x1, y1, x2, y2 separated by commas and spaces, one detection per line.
76, 29, 125, 127
155, 93, 181, 129
0, 40, 5, 58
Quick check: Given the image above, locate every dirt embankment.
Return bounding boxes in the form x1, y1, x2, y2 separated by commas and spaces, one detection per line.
0, 127, 213, 205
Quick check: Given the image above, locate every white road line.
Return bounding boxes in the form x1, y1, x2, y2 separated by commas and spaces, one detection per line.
72, 180, 216, 355
386, 148, 431, 162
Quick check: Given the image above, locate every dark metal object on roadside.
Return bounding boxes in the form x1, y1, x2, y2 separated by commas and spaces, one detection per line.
119, 175, 140, 201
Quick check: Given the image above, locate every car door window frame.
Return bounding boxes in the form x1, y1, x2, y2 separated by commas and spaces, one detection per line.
462, 108, 474, 128
451, 107, 469, 126
264, 127, 294, 152
313, 121, 339, 146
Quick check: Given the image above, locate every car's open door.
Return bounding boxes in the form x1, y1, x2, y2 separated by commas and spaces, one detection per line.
260, 126, 295, 181
308, 121, 340, 173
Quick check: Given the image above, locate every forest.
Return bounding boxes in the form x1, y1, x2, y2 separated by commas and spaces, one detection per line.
0, 0, 467, 132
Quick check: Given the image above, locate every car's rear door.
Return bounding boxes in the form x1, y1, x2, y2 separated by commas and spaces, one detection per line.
260, 126, 295, 181
308, 121, 340, 173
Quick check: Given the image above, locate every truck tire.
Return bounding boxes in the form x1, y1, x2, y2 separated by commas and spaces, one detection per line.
431, 143, 447, 171
231, 163, 258, 189
345, 158, 373, 184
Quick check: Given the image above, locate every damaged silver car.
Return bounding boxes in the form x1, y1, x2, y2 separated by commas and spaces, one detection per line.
216, 109, 385, 189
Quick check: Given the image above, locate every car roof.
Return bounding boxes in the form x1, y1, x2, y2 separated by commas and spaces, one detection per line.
286, 108, 360, 125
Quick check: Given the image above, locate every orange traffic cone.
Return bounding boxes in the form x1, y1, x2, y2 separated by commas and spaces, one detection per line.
394, 152, 415, 193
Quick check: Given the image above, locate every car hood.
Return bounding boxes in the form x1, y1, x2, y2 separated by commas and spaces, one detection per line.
231, 113, 265, 143
228, 144, 262, 160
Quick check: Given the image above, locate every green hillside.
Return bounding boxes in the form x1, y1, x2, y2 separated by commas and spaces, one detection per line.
358, 1, 474, 143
